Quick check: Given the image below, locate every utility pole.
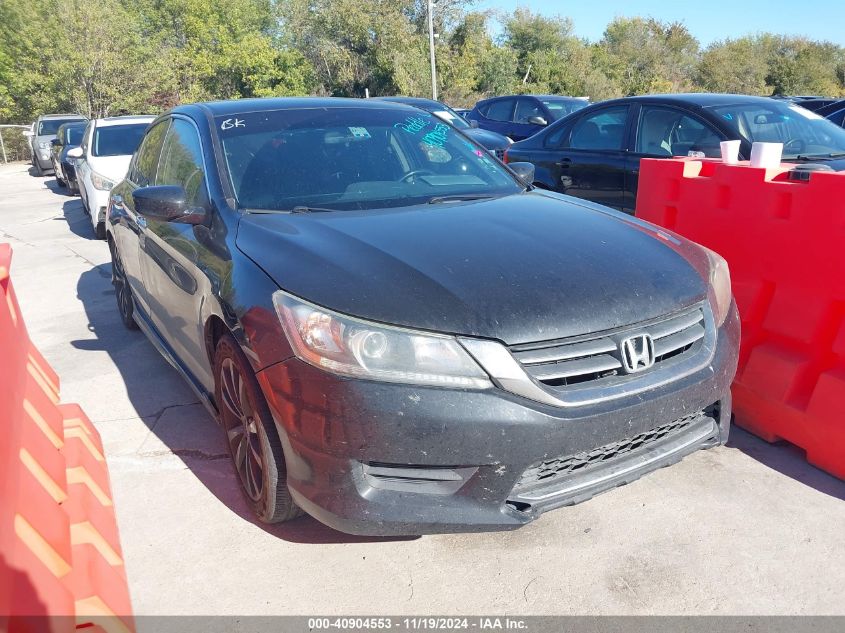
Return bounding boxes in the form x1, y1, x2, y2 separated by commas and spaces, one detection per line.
427, 0, 438, 101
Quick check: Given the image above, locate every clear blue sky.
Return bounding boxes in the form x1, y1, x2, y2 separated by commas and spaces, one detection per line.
476, 0, 845, 46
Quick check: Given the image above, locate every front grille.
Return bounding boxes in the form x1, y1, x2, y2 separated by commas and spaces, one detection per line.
509, 304, 706, 388
515, 408, 709, 488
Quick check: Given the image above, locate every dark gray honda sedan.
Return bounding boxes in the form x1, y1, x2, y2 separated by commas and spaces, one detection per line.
106, 97, 739, 535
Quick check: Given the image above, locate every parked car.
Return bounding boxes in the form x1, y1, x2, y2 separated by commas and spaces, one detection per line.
25, 113, 87, 176
505, 93, 845, 213
374, 96, 512, 158
466, 95, 589, 141
50, 122, 88, 191
68, 115, 155, 239
825, 106, 845, 129
105, 97, 738, 535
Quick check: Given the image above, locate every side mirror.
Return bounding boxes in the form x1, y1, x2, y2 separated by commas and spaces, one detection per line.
468, 119, 479, 129
66, 146, 84, 159
527, 116, 548, 127
51, 138, 61, 147
133, 185, 205, 224
508, 161, 535, 185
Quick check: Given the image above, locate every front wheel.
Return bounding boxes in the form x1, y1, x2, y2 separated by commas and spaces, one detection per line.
214, 334, 302, 524
109, 240, 138, 330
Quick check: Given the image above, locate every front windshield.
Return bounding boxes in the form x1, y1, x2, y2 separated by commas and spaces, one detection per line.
710, 101, 845, 159
65, 126, 85, 145
38, 118, 83, 136
217, 107, 523, 212
541, 98, 589, 121
92, 123, 149, 157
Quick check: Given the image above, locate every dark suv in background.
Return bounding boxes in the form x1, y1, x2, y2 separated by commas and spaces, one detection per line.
505, 93, 845, 213
106, 97, 738, 535
467, 95, 589, 141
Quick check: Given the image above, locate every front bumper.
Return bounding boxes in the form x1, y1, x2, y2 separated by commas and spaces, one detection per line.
258, 301, 739, 535
88, 188, 110, 226
35, 151, 53, 171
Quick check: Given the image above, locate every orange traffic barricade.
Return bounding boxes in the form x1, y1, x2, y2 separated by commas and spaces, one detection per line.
635, 158, 845, 479
0, 243, 134, 633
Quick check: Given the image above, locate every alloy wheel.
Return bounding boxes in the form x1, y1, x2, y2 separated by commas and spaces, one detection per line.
219, 357, 264, 502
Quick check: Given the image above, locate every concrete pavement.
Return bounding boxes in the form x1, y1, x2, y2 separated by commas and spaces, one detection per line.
1, 162, 843, 616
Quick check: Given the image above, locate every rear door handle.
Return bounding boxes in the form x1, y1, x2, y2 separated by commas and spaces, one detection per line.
555, 158, 572, 168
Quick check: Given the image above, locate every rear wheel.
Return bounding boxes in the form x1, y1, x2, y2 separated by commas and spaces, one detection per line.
109, 240, 138, 330
95, 222, 106, 240
214, 333, 302, 524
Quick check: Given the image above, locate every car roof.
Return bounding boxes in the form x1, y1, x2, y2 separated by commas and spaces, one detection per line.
92, 115, 156, 127
480, 94, 587, 103
38, 113, 86, 120
374, 96, 444, 109
597, 93, 788, 108
174, 96, 418, 119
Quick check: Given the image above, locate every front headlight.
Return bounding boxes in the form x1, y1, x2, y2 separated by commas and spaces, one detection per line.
39, 141, 50, 149
273, 291, 492, 389
704, 248, 732, 326
91, 171, 115, 191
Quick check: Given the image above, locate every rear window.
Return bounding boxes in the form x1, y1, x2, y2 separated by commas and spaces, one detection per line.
541, 99, 589, 121
92, 123, 150, 157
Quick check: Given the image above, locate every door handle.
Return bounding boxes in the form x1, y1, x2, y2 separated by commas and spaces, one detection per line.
555, 158, 572, 168
137, 215, 147, 229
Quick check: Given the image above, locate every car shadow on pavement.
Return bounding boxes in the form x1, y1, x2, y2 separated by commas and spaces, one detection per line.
726, 426, 845, 501
44, 177, 76, 197
72, 267, 417, 545
60, 198, 96, 240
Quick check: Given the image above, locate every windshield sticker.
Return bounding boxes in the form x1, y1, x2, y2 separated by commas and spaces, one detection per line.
395, 114, 432, 134
789, 105, 824, 120
433, 110, 457, 122
348, 126, 371, 139
220, 118, 245, 131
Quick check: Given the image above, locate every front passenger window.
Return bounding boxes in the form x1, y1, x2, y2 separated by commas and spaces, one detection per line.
569, 107, 629, 151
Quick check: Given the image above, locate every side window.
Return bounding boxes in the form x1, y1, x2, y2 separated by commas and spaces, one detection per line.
156, 119, 207, 207
569, 107, 629, 151
514, 98, 545, 124
484, 99, 516, 122
637, 106, 723, 157
132, 120, 170, 187
544, 121, 574, 149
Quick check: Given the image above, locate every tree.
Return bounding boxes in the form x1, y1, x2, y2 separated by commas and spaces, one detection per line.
697, 37, 771, 95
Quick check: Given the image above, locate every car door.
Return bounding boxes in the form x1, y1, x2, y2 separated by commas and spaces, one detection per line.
112, 118, 171, 318
138, 116, 216, 386
476, 98, 517, 137
625, 104, 725, 211
536, 105, 631, 210
511, 97, 549, 141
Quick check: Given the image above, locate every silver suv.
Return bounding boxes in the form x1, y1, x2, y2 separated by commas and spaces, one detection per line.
27, 113, 87, 175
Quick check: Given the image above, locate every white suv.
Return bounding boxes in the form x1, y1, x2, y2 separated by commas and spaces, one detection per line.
69, 115, 154, 239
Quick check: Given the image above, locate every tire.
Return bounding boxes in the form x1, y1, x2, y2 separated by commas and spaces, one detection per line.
95, 221, 106, 240
214, 333, 302, 524
109, 239, 138, 330
34, 161, 43, 177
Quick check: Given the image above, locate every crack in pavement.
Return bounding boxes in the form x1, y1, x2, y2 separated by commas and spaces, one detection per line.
62, 244, 112, 278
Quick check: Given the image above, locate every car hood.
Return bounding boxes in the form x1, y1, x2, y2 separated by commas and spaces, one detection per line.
237, 192, 708, 345
87, 155, 132, 181
464, 128, 511, 151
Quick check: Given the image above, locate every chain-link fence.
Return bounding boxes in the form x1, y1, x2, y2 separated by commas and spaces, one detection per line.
0, 125, 33, 163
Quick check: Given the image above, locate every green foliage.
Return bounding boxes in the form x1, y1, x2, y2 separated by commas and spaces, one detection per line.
1, 0, 844, 125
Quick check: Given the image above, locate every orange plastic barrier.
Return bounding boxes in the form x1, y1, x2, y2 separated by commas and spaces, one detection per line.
0, 243, 134, 633
635, 159, 845, 479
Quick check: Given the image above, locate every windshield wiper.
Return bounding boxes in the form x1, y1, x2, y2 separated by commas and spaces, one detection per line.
289, 205, 339, 213
794, 152, 845, 160
427, 194, 496, 204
